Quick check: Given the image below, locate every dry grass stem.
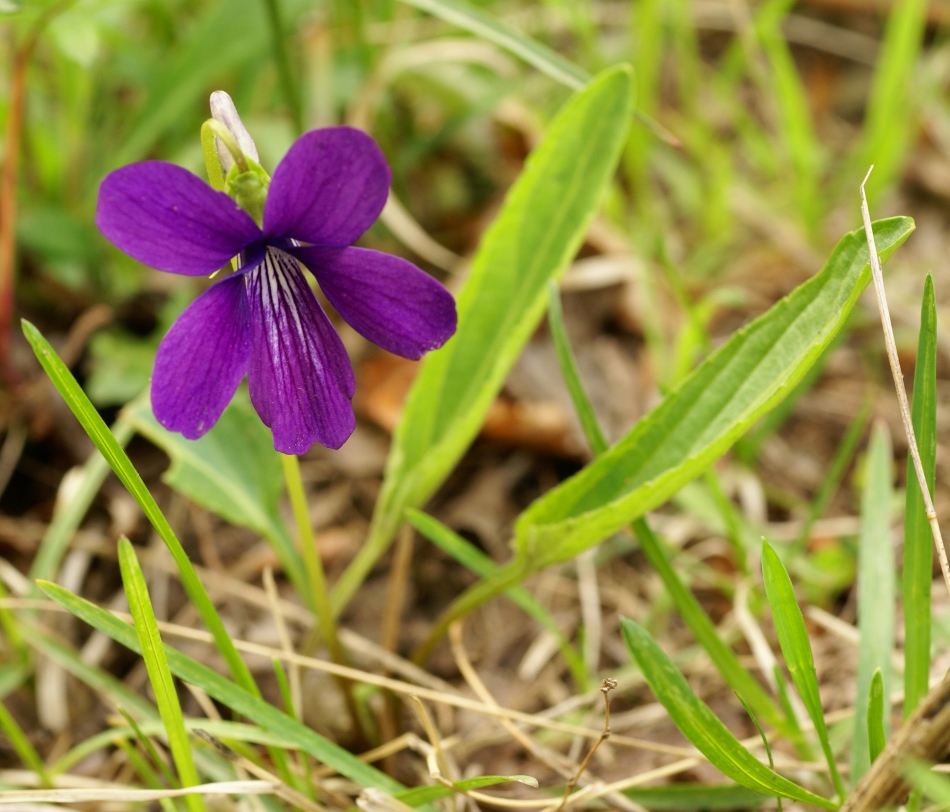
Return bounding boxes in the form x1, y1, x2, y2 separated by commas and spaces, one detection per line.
0, 780, 275, 804
859, 167, 950, 603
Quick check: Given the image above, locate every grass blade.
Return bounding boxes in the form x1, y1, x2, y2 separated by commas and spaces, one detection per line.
21, 319, 257, 697
333, 65, 633, 612
868, 668, 886, 765
35, 580, 410, 797
406, 508, 586, 687
621, 618, 835, 809
0, 699, 50, 786
852, 422, 895, 783
117, 538, 204, 812
761, 541, 844, 798
547, 283, 783, 728
904, 274, 937, 719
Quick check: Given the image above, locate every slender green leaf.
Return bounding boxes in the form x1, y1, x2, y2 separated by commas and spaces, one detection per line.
515, 217, 914, 568
546, 281, 608, 455
852, 423, 895, 783
761, 541, 844, 798
623, 783, 766, 809
21, 320, 257, 696
854, 0, 929, 201
36, 581, 409, 797
638, 522, 785, 733
868, 669, 886, 765
547, 281, 783, 728
123, 396, 305, 598
0, 700, 49, 785
621, 618, 836, 809
118, 538, 203, 812
396, 774, 538, 806
396, 0, 587, 89
117, 707, 179, 789
903, 760, 950, 805
406, 508, 585, 686
334, 64, 634, 612
904, 274, 937, 719
29, 419, 136, 585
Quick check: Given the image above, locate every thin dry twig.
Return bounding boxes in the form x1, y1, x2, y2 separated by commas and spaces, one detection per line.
858, 167, 950, 604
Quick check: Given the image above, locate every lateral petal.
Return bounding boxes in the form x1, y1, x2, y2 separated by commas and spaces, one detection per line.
97, 161, 261, 275
247, 249, 356, 453
293, 246, 457, 360
263, 128, 390, 247
151, 274, 251, 438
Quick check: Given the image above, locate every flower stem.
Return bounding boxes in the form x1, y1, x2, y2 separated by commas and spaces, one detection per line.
278, 452, 366, 738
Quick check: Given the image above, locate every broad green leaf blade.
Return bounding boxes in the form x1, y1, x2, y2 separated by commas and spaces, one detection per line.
396, 774, 539, 806
334, 64, 634, 612
620, 618, 836, 809
123, 396, 304, 598
117, 539, 203, 812
516, 217, 914, 567
396, 0, 587, 89
406, 509, 584, 677
36, 581, 409, 798
761, 541, 844, 798
853, 423, 895, 783
904, 274, 937, 719
868, 669, 886, 765
21, 320, 257, 697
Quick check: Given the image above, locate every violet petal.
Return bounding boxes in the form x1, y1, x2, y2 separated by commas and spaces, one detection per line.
97, 161, 261, 275
151, 273, 251, 438
263, 128, 390, 247
246, 248, 356, 453
293, 246, 457, 360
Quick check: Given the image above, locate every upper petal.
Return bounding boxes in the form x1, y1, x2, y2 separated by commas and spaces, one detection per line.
96, 161, 261, 275
151, 273, 251, 438
263, 128, 390, 247
246, 249, 356, 453
292, 246, 457, 360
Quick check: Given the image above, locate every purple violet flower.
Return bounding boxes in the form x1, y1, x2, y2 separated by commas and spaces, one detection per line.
96, 127, 457, 454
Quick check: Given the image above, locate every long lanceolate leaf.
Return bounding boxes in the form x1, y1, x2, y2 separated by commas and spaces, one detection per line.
761, 542, 844, 799
515, 217, 914, 568
21, 321, 257, 697
332, 64, 634, 612
621, 619, 836, 809
904, 274, 937, 719
36, 581, 409, 796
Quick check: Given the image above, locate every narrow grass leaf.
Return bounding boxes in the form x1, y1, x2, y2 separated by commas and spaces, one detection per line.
904, 274, 937, 719
868, 668, 886, 765
623, 783, 766, 809
621, 618, 836, 809
0, 700, 50, 786
396, 774, 539, 806
396, 0, 587, 89
854, 0, 929, 201
117, 707, 179, 788
515, 217, 914, 568
118, 539, 203, 812
852, 423, 895, 783
28, 418, 135, 585
903, 760, 950, 805
334, 65, 634, 612
761, 541, 844, 798
638, 522, 786, 734
21, 320, 257, 697
547, 282, 784, 730
406, 508, 585, 686
36, 581, 410, 797
123, 397, 304, 599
